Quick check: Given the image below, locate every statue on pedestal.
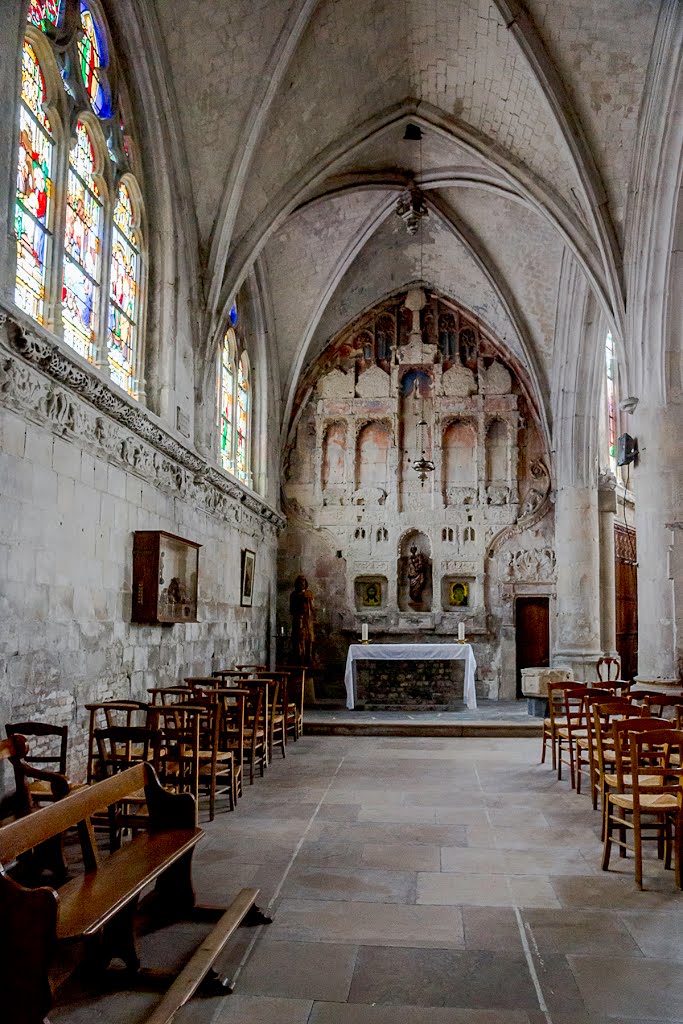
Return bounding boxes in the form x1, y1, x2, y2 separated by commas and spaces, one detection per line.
290, 575, 314, 665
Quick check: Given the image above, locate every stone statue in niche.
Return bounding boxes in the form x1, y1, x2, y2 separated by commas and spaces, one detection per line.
398, 531, 432, 612
290, 575, 315, 665
407, 544, 427, 601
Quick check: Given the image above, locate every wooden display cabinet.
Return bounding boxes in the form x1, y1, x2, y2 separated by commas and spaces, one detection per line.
132, 531, 201, 624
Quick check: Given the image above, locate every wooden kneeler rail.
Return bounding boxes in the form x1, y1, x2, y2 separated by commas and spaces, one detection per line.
146, 888, 265, 1024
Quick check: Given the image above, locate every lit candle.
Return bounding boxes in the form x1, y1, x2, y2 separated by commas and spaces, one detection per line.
458, 622, 465, 642
362, 623, 369, 642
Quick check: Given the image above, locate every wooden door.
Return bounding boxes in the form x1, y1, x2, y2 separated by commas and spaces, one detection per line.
615, 524, 638, 681
515, 597, 550, 698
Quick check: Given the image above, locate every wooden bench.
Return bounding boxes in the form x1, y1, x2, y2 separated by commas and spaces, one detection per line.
0, 761, 272, 1024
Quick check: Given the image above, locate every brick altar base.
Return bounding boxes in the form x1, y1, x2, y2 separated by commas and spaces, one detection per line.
354, 659, 467, 710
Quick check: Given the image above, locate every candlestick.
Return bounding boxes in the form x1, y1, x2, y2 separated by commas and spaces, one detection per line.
458, 622, 465, 642
361, 623, 369, 642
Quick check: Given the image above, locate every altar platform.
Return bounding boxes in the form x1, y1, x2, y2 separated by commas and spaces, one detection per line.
304, 701, 541, 738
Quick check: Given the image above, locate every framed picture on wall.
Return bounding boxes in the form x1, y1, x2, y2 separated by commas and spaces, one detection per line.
240, 548, 255, 607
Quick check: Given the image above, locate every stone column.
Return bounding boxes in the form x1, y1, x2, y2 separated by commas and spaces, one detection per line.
630, 401, 683, 683
598, 472, 618, 657
553, 483, 603, 679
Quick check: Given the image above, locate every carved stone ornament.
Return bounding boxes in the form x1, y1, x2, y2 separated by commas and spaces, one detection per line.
518, 459, 551, 518
504, 547, 556, 581
0, 312, 284, 534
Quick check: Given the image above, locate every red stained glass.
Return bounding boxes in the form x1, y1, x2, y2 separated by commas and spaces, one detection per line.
62, 121, 101, 361
236, 354, 250, 482
220, 331, 236, 473
15, 41, 54, 323
27, 0, 60, 31
108, 183, 139, 395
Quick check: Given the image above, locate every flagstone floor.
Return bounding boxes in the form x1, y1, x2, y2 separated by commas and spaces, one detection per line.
52, 735, 683, 1024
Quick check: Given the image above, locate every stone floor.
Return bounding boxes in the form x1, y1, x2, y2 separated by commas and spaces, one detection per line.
52, 735, 683, 1024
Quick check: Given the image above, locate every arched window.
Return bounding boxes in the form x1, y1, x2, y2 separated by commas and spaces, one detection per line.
218, 316, 253, 487
14, 2, 145, 400
219, 329, 237, 474
15, 40, 54, 323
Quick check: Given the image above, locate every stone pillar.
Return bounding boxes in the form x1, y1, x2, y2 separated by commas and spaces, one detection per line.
598, 472, 618, 657
631, 402, 683, 683
553, 483, 602, 679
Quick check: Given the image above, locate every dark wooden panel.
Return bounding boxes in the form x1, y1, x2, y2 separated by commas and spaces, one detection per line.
515, 597, 550, 698
615, 524, 638, 681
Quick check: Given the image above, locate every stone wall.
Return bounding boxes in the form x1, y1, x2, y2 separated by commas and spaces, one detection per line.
278, 289, 556, 702
0, 311, 282, 779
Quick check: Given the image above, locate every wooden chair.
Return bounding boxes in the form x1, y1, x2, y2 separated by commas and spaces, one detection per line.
0, 734, 70, 882
596, 656, 630, 688
556, 686, 609, 789
0, 734, 69, 820
279, 665, 307, 740
602, 724, 682, 888
93, 724, 164, 848
577, 694, 632, 807
542, 681, 585, 770
147, 686, 192, 706
639, 693, 683, 718
157, 701, 234, 819
592, 702, 647, 820
84, 700, 152, 783
5, 721, 69, 804
569, 689, 611, 797
240, 684, 267, 783
216, 688, 248, 804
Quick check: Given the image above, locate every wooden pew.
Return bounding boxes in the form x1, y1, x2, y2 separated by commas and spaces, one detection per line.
0, 761, 272, 1024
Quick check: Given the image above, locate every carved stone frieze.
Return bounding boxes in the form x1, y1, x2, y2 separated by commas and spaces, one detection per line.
504, 547, 556, 581
0, 315, 284, 533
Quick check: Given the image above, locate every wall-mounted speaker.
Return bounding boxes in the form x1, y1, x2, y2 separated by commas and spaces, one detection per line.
617, 433, 638, 467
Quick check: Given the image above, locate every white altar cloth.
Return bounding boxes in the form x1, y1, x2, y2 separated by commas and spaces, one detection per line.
344, 643, 477, 710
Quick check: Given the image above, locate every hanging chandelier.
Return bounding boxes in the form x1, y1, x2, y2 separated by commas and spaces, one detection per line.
412, 415, 435, 485
400, 124, 435, 486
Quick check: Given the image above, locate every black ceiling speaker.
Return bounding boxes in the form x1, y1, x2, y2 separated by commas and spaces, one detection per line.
617, 433, 638, 467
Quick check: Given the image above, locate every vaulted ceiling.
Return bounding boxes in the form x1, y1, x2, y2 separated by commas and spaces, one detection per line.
155, 0, 663, 430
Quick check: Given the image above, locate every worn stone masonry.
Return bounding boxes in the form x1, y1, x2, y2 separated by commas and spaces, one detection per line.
278, 289, 556, 702
0, 308, 283, 778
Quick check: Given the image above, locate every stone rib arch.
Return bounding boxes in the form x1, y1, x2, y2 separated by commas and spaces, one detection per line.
210, 101, 616, 370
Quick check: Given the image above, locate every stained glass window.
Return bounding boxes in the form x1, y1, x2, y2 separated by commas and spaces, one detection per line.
77, 4, 111, 118
62, 120, 101, 361
108, 182, 139, 395
236, 353, 250, 482
220, 330, 237, 473
606, 331, 617, 472
15, 41, 54, 323
27, 0, 61, 31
